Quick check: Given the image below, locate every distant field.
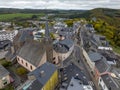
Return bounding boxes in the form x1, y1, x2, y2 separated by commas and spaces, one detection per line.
0, 13, 44, 21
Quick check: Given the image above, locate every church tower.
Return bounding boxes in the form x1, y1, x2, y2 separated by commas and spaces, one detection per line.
44, 20, 53, 63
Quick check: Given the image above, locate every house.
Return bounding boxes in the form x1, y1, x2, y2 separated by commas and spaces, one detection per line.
33, 29, 45, 40
5, 29, 34, 62
17, 40, 46, 71
0, 40, 11, 59
99, 73, 120, 90
0, 22, 11, 27
0, 65, 11, 89
91, 34, 112, 50
60, 63, 93, 90
88, 52, 120, 90
73, 21, 81, 33
17, 62, 59, 90
13, 29, 34, 52
16, 20, 74, 71
17, 21, 54, 71
0, 40, 11, 50
53, 22, 67, 30
86, 24, 95, 32
101, 53, 117, 65
0, 30, 18, 41
88, 52, 110, 72
53, 35, 74, 64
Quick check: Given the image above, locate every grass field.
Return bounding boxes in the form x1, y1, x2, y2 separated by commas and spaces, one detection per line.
0, 13, 44, 21
113, 46, 120, 55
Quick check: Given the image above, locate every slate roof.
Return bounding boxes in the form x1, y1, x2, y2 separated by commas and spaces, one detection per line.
67, 77, 84, 90
13, 30, 33, 43
0, 40, 11, 49
5, 51, 16, 62
88, 52, 110, 73
0, 30, 14, 34
95, 60, 110, 73
101, 74, 120, 90
26, 80, 42, 90
86, 24, 93, 28
27, 62, 57, 90
18, 40, 45, 67
89, 52, 105, 62
0, 65, 9, 78
53, 39, 74, 53
60, 63, 90, 89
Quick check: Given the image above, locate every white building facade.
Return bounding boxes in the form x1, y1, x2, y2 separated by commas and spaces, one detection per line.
0, 30, 18, 41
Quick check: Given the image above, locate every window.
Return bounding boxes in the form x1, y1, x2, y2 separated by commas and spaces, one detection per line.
2, 77, 7, 86
17, 58, 19, 61
53, 57, 56, 60
53, 61, 56, 64
30, 66, 32, 70
21, 60, 23, 64
103, 85, 106, 89
26, 63, 28, 67
3, 81, 7, 85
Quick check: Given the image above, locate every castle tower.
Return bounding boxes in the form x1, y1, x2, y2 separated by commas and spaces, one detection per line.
44, 20, 53, 63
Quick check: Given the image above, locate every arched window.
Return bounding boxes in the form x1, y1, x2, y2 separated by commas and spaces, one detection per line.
53, 57, 56, 60
21, 60, 23, 64
53, 61, 56, 64
17, 58, 19, 61
26, 63, 28, 67
30, 66, 32, 70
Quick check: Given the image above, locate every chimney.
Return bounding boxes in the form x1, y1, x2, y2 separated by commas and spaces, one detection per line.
28, 74, 36, 80
40, 70, 45, 77
59, 35, 65, 40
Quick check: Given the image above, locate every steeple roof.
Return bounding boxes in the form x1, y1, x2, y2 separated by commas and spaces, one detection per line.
45, 20, 50, 39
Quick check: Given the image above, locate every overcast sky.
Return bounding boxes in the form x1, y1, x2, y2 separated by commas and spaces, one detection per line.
0, 0, 120, 10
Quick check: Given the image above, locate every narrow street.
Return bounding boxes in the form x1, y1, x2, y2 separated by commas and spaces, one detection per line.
79, 25, 101, 90
73, 45, 96, 90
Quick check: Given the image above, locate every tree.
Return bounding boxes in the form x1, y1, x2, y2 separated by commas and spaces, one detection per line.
1, 61, 11, 67
50, 33, 55, 39
31, 15, 38, 19
64, 20, 73, 27
16, 67, 27, 75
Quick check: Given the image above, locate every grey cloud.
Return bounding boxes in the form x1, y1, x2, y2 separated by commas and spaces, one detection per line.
0, 0, 119, 9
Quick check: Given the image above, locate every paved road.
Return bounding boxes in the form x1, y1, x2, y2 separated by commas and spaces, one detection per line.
77, 25, 101, 90
74, 46, 92, 80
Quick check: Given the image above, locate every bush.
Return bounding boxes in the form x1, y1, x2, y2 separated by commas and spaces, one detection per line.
1, 84, 14, 90
16, 67, 27, 75
1, 61, 12, 67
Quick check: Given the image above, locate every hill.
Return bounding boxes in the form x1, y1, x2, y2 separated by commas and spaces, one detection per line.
83, 8, 120, 26
0, 8, 86, 14
0, 8, 86, 21
82, 8, 120, 53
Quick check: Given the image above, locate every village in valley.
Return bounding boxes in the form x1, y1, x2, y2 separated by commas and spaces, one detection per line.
0, 14, 120, 90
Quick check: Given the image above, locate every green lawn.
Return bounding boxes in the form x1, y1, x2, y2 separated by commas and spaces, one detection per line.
0, 13, 44, 21
0, 59, 12, 67
0, 84, 14, 90
113, 46, 120, 55
0, 59, 6, 64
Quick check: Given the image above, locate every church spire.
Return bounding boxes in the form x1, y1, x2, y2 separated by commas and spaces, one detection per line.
45, 20, 50, 39
43, 17, 53, 64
